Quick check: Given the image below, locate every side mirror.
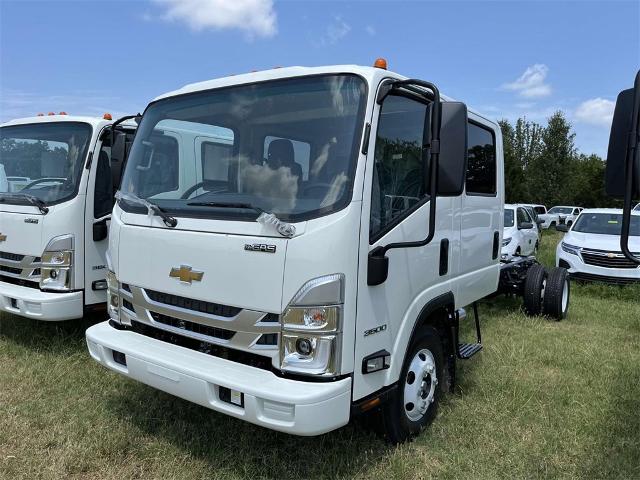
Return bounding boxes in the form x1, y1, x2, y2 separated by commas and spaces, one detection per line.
536, 219, 544, 225
110, 131, 129, 192
556, 224, 569, 232
437, 102, 468, 196
93, 219, 108, 241
518, 222, 533, 230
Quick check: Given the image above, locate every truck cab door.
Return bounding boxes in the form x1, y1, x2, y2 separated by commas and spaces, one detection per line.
353, 91, 456, 402
83, 142, 113, 306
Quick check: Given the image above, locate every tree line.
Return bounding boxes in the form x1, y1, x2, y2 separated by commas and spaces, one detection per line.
499, 111, 616, 208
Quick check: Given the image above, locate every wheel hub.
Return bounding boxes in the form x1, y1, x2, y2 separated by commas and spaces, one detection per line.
404, 348, 438, 421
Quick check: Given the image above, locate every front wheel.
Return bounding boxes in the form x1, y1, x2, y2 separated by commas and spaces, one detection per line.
381, 327, 444, 443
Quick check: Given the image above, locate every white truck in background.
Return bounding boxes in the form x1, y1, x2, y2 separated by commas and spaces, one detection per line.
0, 113, 136, 321
545, 205, 583, 229
86, 61, 569, 442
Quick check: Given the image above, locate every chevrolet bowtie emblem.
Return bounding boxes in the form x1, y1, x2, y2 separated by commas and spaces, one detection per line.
169, 265, 204, 284
0, 234, 6, 242
607, 252, 616, 258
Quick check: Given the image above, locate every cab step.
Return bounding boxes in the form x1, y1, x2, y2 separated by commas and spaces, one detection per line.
457, 342, 482, 359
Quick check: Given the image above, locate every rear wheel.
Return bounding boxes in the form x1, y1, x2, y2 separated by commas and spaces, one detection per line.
381, 327, 444, 443
523, 264, 547, 316
543, 267, 570, 320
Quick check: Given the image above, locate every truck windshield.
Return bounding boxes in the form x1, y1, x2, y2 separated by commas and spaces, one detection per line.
119, 74, 367, 222
0, 122, 92, 205
549, 207, 572, 214
572, 213, 640, 236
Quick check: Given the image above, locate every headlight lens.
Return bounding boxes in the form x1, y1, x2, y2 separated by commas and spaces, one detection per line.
561, 242, 580, 256
502, 237, 512, 247
107, 270, 120, 322
279, 274, 344, 377
40, 250, 73, 291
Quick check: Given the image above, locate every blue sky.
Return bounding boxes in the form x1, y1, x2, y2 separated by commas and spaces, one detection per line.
1, 0, 638, 156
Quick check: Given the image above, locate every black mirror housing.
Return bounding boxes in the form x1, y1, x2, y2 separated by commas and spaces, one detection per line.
437, 102, 468, 196
606, 86, 639, 199
93, 220, 108, 241
518, 222, 533, 230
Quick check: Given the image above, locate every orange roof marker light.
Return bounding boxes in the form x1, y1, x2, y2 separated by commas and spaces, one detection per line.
37, 113, 44, 116
48, 112, 56, 116
373, 58, 388, 70
59, 111, 67, 115
103, 113, 112, 120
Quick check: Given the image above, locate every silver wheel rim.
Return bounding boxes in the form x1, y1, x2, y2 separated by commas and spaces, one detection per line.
403, 348, 437, 421
561, 279, 569, 311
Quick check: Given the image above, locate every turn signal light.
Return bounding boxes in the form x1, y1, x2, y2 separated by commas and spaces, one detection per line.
103, 113, 112, 120
373, 58, 388, 69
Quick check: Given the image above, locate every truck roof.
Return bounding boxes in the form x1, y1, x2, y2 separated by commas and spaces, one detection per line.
0, 114, 137, 130
152, 64, 499, 127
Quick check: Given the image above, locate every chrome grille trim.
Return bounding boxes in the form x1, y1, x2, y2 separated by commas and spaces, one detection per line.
120, 285, 280, 358
0, 253, 42, 282
581, 248, 640, 269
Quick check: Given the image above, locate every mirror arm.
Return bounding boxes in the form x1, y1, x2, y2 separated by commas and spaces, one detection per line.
620, 71, 640, 264
108, 113, 141, 145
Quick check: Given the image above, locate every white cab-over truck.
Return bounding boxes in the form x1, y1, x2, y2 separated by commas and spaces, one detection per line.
0, 114, 136, 321
86, 61, 569, 442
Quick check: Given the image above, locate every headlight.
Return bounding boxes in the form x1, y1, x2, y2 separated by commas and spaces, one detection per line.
561, 242, 580, 256
279, 274, 344, 377
106, 270, 120, 322
40, 235, 74, 291
502, 237, 512, 247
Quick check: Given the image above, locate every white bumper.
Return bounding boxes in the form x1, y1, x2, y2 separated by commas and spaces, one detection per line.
86, 321, 352, 436
0, 281, 83, 321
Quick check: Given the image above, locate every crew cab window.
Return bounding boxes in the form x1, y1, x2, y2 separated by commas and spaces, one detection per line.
466, 123, 496, 195
370, 94, 429, 240
135, 131, 179, 198
93, 144, 113, 218
534, 206, 546, 214
263, 136, 311, 181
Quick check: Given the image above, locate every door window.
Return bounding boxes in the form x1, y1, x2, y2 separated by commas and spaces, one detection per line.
466, 123, 497, 195
94, 145, 113, 218
370, 94, 429, 240
517, 207, 531, 225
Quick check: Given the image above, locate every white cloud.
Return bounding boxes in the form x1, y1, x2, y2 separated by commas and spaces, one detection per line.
319, 16, 351, 46
152, 0, 277, 38
502, 64, 552, 98
365, 25, 376, 36
574, 98, 615, 126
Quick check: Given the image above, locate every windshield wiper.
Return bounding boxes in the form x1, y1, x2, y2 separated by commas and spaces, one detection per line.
0, 193, 49, 214
115, 191, 177, 228
186, 201, 263, 214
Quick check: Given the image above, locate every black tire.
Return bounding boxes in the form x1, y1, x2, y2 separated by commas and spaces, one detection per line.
523, 264, 547, 316
567, 221, 573, 227
381, 327, 444, 443
550, 221, 556, 229
543, 267, 570, 320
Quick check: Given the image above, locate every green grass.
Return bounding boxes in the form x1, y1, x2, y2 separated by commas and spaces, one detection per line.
1, 230, 639, 479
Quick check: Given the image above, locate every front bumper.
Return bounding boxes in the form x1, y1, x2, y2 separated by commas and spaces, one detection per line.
556, 250, 640, 283
86, 321, 352, 436
0, 281, 83, 321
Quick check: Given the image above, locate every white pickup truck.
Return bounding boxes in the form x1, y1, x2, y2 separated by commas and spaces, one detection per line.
0, 113, 136, 321
544, 206, 583, 229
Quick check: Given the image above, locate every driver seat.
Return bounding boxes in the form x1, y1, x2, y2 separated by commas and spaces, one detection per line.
266, 139, 303, 188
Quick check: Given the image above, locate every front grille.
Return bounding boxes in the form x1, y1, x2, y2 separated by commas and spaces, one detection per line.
150, 311, 235, 340
0, 252, 25, 262
0, 265, 22, 275
145, 289, 242, 318
0, 274, 39, 289
570, 272, 640, 285
256, 333, 278, 345
582, 249, 640, 269
129, 320, 273, 371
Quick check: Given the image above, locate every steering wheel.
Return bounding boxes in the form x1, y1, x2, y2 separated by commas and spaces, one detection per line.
301, 183, 334, 197
23, 178, 66, 190
180, 182, 229, 200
